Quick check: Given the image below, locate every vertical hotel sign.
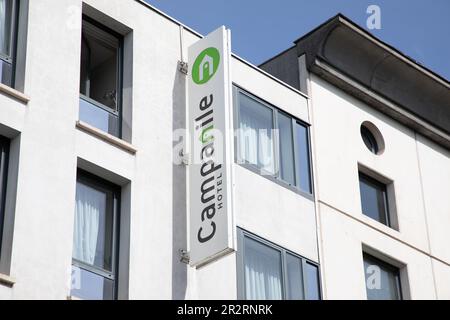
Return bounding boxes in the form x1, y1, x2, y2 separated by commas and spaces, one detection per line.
188, 27, 235, 266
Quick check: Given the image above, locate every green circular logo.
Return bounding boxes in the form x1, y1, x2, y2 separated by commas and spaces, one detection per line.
192, 47, 220, 85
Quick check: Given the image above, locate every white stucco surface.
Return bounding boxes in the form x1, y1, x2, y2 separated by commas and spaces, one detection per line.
310, 74, 450, 299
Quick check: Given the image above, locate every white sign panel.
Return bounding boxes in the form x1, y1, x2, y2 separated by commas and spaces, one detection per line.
188, 27, 235, 267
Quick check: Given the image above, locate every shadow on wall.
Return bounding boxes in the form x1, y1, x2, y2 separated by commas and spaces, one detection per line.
172, 65, 188, 299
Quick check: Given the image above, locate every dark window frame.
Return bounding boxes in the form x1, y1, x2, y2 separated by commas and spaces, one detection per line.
236, 228, 321, 300
0, 0, 20, 87
72, 169, 121, 300
0, 136, 10, 256
233, 85, 313, 198
359, 172, 391, 227
79, 14, 124, 138
363, 252, 403, 300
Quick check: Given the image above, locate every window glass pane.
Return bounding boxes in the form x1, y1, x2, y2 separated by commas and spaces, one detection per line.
0, 59, 12, 86
0, 0, 14, 87
71, 266, 114, 300
286, 254, 304, 300
359, 174, 388, 225
244, 236, 283, 300
361, 126, 378, 154
0, 136, 9, 254
364, 254, 401, 300
73, 181, 114, 271
238, 94, 275, 174
80, 21, 119, 111
278, 113, 295, 185
305, 263, 320, 300
295, 123, 312, 193
0, 0, 13, 57
79, 97, 120, 137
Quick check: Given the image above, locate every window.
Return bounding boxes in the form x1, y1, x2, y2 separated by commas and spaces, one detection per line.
237, 93, 275, 174
359, 172, 390, 226
71, 171, 120, 300
239, 229, 321, 300
295, 121, 312, 193
0, 0, 18, 87
244, 236, 283, 299
361, 125, 378, 154
304, 261, 321, 300
286, 253, 304, 299
235, 88, 312, 194
360, 122, 385, 155
0, 136, 9, 255
79, 16, 122, 138
363, 253, 402, 300
278, 112, 295, 185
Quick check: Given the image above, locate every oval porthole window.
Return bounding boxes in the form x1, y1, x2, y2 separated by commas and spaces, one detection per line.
360, 122, 385, 155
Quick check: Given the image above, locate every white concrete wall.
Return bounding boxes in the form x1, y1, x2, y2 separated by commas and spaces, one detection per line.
415, 135, 450, 300
309, 74, 450, 299
1, 0, 81, 299
187, 252, 238, 300
231, 56, 316, 262
415, 136, 450, 262
234, 166, 317, 262
0, 0, 187, 300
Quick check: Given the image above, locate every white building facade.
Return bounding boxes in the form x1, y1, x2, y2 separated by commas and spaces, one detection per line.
0, 0, 448, 300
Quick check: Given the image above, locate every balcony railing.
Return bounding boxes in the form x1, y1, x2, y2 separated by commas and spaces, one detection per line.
0, 55, 13, 87
79, 95, 120, 138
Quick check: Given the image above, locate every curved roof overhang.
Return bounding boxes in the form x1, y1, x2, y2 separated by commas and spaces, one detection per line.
294, 15, 450, 149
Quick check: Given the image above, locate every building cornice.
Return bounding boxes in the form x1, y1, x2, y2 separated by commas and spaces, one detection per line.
312, 58, 450, 149
261, 14, 450, 149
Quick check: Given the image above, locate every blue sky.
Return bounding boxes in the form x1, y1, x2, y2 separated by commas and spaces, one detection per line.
145, 0, 450, 81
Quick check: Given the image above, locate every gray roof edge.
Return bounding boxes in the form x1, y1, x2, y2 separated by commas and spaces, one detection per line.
295, 14, 449, 87
312, 58, 450, 150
